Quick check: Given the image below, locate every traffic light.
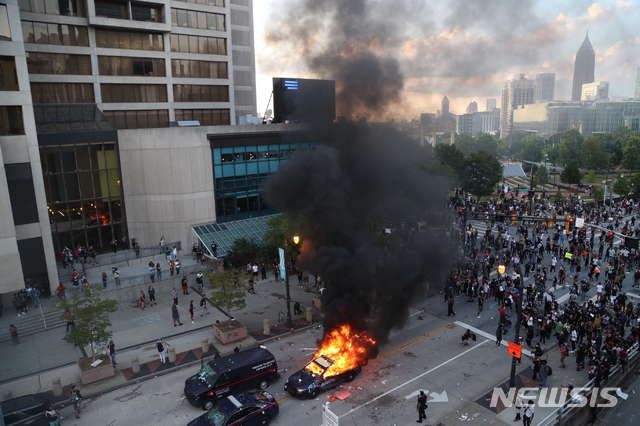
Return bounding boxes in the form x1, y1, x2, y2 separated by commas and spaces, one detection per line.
565, 216, 572, 230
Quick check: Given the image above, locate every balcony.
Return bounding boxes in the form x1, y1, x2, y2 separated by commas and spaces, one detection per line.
89, 0, 171, 32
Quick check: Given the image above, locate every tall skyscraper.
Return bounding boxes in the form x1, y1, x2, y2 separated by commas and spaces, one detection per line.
534, 73, 555, 102
441, 95, 450, 115
571, 32, 596, 101
486, 98, 497, 111
500, 73, 534, 138
635, 68, 640, 100
466, 101, 478, 114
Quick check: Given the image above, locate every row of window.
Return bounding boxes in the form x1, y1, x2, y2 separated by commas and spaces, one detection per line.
0, 5, 11, 41
18, 0, 86, 17
173, 85, 229, 103
30, 82, 94, 104
103, 110, 170, 129
169, 34, 227, 55
98, 56, 166, 77
26, 52, 91, 75
212, 144, 314, 165
171, 59, 228, 79
22, 21, 89, 46
101, 84, 167, 103
175, 109, 230, 125
40, 143, 119, 174
95, 28, 164, 51
95, 1, 163, 23
170, 8, 225, 31
0, 106, 25, 135
0, 57, 19, 90
174, 0, 224, 6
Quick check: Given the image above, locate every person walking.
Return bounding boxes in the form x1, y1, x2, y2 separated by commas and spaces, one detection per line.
477, 290, 485, 318
149, 260, 156, 283
9, 324, 19, 345
196, 272, 204, 292
200, 295, 210, 316
175, 258, 181, 276
65, 309, 75, 333
70, 384, 83, 419
522, 401, 535, 426
172, 288, 179, 306
108, 340, 117, 366
416, 390, 428, 423
181, 276, 189, 295
12, 293, 22, 317
261, 263, 267, 280
172, 304, 183, 326
45, 405, 61, 426
156, 262, 162, 281
189, 300, 195, 324
169, 260, 175, 278
496, 324, 503, 347
157, 338, 167, 363
140, 290, 146, 310
101, 271, 108, 288
148, 285, 156, 306
447, 294, 455, 316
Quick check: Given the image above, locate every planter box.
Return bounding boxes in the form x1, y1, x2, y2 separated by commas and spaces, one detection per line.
313, 296, 322, 311
78, 354, 114, 385
213, 321, 247, 344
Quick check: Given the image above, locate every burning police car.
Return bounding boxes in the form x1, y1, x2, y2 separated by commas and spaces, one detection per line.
284, 354, 361, 399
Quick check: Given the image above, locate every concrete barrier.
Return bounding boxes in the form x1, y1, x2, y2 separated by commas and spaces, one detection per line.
131, 356, 140, 374
201, 337, 209, 354
306, 307, 313, 323
168, 346, 176, 363
263, 319, 270, 335
52, 377, 62, 396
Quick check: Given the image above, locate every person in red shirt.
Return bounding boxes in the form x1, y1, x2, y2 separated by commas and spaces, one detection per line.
56, 284, 67, 300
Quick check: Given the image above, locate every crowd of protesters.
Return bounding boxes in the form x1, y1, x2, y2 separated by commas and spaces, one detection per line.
447, 189, 639, 391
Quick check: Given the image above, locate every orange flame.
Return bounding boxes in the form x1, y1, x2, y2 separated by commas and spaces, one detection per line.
305, 325, 376, 378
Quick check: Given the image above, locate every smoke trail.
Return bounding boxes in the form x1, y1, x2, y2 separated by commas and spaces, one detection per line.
264, 125, 456, 345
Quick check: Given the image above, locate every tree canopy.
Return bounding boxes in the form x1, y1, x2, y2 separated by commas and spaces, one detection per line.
462, 151, 503, 197
560, 160, 582, 185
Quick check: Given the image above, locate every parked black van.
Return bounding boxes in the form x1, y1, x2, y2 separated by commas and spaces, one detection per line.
184, 347, 279, 410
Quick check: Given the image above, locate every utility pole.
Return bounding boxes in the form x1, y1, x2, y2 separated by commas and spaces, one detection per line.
508, 276, 524, 389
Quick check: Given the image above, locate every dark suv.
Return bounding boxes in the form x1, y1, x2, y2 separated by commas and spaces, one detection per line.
187, 391, 279, 426
1, 394, 51, 426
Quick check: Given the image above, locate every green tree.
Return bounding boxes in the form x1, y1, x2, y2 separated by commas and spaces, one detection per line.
227, 237, 268, 267
558, 129, 585, 166
587, 170, 597, 183
59, 284, 118, 361
535, 166, 547, 187
434, 143, 465, 179
580, 136, 607, 170
453, 133, 474, 156
560, 160, 582, 185
631, 173, 640, 198
462, 151, 503, 197
614, 174, 631, 196
205, 269, 249, 327
622, 136, 640, 171
591, 185, 604, 201
474, 133, 499, 156
262, 215, 301, 262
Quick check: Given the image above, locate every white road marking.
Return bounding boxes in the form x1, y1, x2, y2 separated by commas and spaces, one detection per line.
339, 340, 488, 418
428, 390, 449, 403
453, 320, 533, 358
405, 390, 421, 400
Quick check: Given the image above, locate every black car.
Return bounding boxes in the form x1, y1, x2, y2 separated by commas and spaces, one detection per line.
187, 391, 279, 426
1, 394, 51, 426
284, 355, 360, 398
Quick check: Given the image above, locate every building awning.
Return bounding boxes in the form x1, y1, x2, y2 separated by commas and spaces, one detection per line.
503, 164, 526, 177
33, 104, 117, 145
192, 215, 278, 257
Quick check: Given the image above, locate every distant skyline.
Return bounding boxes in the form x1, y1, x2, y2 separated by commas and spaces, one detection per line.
253, 0, 640, 120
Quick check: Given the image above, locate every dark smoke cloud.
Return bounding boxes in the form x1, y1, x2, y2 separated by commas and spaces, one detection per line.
264, 125, 456, 345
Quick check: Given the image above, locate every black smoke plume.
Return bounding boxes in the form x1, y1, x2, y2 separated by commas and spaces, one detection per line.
264, 125, 456, 346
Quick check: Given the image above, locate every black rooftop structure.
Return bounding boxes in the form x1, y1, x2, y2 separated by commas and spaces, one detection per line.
33, 104, 118, 145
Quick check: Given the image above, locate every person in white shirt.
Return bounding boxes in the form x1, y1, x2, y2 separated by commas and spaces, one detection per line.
523, 402, 535, 426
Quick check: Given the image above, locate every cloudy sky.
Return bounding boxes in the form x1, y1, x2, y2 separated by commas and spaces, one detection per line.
252, 0, 640, 121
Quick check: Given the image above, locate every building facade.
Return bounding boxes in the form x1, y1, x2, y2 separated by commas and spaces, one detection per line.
465, 101, 477, 114
441, 95, 449, 116
534, 73, 555, 103
486, 98, 496, 111
571, 33, 595, 102
456, 109, 500, 137
634, 68, 640, 101
500, 73, 534, 138
581, 81, 609, 101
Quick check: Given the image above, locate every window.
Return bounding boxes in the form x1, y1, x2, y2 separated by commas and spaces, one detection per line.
170, 59, 227, 79
0, 57, 19, 90
169, 34, 226, 55
95, 29, 164, 51
0, 106, 25, 135
103, 110, 169, 129
21, 21, 89, 46
26, 53, 91, 75
98, 56, 165, 76
101, 84, 168, 103
95, 1, 128, 19
19, 0, 86, 17
131, 4, 163, 22
175, 109, 230, 125
30, 83, 94, 103
5, 163, 39, 225
173, 85, 229, 102
0, 5, 11, 41
171, 8, 225, 31
173, 0, 224, 6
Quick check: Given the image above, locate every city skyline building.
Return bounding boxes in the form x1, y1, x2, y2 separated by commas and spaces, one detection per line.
441, 95, 449, 116
571, 32, 596, 101
534, 73, 555, 102
500, 73, 535, 138
635, 68, 640, 100
466, 101, 477, 114
581, 81, 609, 101
486, 98, 497, 111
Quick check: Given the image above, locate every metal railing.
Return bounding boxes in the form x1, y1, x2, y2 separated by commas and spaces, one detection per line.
97, 262, 207, 293
536, 341, 639, 426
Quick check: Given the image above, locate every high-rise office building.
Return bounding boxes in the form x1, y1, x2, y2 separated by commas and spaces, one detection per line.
571, 32, 596, 101
534, 73, 555, 102
581, 81, 609, 101
500, 73, 535, 138
466, 101, 478, 114
441, 95, 449, 116
0, 0, 257, 295
486, 98, 496, 111
635, 68, 640, 100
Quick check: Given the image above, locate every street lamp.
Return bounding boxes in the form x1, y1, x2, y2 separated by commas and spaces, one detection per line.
284, 232, 300, 328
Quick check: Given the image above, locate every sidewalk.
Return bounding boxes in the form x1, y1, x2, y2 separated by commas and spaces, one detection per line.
0, 270, 321, 390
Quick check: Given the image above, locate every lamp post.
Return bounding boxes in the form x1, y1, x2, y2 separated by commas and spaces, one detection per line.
508, 272, 524, 389
283, 233, 300, 328
605, 137, 612, 205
